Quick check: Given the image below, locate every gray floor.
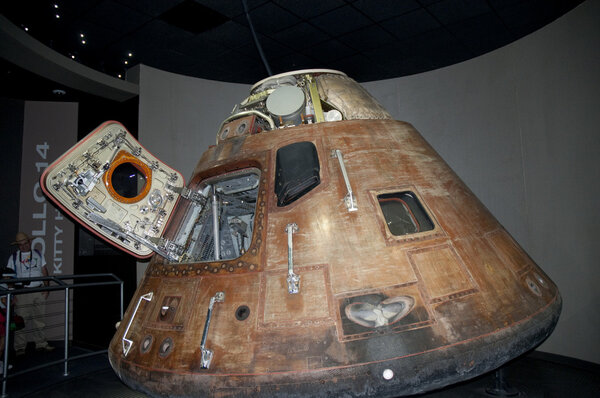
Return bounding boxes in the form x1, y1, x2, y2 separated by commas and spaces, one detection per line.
416, 351, 600, 397
0, 342, 139, 397
4, 348, 599, 398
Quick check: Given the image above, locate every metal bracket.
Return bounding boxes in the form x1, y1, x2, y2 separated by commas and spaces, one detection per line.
85, 196, 107, 213
122, 292, 153, 356
146, 237, 185, 261
200, 292, 225, 369
331, 149, 358, 212
306, 75, 325, 123
168, 185, 208, 207
285, 223, 300, 294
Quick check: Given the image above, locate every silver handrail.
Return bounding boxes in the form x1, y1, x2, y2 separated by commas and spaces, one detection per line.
331, 149, 358, 212
200, 292, 225, 369
0, 274, 124, 398
285, 223, 300, 294
122, 292, 153, 357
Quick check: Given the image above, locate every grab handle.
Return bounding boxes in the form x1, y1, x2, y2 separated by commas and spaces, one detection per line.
200, 291, 225, 369
331, 149, 358, 212
122, 292, 153, 356
285, 223, 300, 294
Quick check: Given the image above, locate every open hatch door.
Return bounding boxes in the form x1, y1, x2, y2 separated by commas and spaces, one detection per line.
41, 121, 185, 259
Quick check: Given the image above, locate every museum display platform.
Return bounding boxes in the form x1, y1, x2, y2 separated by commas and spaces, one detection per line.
4, 343, 598, 398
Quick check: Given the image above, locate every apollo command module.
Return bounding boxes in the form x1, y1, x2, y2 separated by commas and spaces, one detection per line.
41, 69, 561, 397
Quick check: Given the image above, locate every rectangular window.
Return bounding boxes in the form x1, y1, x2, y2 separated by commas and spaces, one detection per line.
377, 192, 434, 236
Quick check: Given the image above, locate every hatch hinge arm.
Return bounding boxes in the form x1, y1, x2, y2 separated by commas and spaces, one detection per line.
85, 212, 183, 261
168, 185, 208, 207
143, 237, 185, 262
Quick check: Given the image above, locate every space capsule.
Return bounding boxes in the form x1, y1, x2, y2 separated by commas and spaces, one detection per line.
41, 69, 561, 397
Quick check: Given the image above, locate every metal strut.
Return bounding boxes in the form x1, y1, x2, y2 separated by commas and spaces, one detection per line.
212, 186, 220, 261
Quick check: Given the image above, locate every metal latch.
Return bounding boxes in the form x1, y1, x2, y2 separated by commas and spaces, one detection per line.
69, 165, 108, 197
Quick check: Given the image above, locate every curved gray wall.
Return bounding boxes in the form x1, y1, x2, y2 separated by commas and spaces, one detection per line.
365, 0, 600, 363
137, 1, 599, 363
137, 65, 249, 181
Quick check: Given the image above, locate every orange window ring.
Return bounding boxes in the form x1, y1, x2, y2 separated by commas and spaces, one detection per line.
103, 150, 153, 204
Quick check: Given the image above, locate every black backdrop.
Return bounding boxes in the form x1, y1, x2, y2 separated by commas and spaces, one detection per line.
72, 95, 140, 349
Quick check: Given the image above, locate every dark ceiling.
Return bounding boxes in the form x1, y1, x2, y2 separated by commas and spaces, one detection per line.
0, 0, 585, 99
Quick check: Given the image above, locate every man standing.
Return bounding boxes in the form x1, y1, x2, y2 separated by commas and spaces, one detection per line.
6, 232, 53, 352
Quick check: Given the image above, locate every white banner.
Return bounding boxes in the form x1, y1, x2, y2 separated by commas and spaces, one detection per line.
17, 101, 77, 343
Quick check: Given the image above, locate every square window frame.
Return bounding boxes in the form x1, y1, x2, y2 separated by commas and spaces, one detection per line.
369, 186, 445, 245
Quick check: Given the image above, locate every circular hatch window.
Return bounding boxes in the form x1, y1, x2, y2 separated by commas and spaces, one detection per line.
103, 150, 152, 203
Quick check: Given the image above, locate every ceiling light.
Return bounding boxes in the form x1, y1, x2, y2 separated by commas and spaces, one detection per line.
128, 52, 133, 57
118, 74, 122, 78
54, 4, 59, 9
124, 60, 128, 65
52, 89, 66, 96
23, 26, 29, 31
55, 14, 60, 19
81, 40, 86, 44
80, 33, 85, 38
71, 54, 75, 59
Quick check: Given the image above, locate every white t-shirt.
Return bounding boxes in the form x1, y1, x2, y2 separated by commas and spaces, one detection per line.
6, 250, 46, 288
